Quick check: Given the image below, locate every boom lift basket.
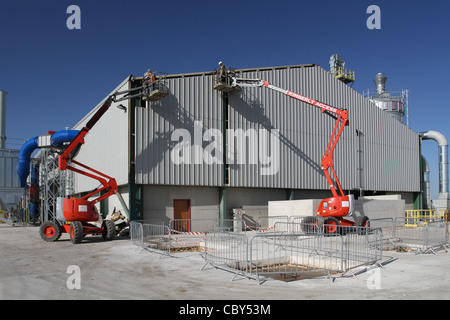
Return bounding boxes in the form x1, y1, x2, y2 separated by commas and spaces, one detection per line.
213, 66, 241, 94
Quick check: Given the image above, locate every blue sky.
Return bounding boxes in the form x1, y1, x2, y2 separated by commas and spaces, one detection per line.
1, 0, 449, 199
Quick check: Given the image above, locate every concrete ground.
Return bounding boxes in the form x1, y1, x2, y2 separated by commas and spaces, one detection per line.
1, 222, 449, 301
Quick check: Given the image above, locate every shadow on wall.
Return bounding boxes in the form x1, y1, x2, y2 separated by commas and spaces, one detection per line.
230, 91, 323, 176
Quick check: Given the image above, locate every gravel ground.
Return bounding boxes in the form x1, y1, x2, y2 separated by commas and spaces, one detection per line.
1, 223, 449, 301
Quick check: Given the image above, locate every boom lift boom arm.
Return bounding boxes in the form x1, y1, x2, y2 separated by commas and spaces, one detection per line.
57, 74, 168, 222
58, 95, 129, 219
232, 78, 354, 220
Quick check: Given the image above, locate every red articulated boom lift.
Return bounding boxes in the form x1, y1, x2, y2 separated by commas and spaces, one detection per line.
39, 96, 126, 244
39, 73, 168, 244
231, 77, 369, 234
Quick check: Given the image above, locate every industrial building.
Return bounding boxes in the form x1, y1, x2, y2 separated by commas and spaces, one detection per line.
6, 56, 449, 225
66, 59, 424, 223
0, 90, 22, 214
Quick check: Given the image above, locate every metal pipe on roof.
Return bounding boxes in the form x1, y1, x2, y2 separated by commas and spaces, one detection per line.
374, 73, 387, 95
420, 130, 449, 195
421, 155, 431, 209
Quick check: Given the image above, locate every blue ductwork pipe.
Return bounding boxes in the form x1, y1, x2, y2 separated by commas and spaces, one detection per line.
17, 137, 39, 188
17, 130, 80, 188
51, 130, 80, 147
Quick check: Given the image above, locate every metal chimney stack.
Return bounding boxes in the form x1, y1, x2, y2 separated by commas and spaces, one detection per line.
374, 72, 387, 95
0, 90, 7, 149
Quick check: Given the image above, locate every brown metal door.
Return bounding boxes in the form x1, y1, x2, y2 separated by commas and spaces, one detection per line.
173, 199, 191, 232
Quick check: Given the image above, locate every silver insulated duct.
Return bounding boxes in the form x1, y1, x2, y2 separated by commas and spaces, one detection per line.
421, 155, 431, 209
374, 72, 387, 95
420, 131, 449, 208
0, 90, 7, 149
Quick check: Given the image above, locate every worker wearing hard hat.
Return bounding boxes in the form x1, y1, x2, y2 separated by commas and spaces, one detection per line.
144, 69, 157, 92
144, 69, 156, 84
218, 61, 227, 83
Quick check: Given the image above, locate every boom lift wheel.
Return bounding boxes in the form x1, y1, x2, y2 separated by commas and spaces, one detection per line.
301, 216, 320, 234
323, 217, 340, 235
70, 221, 84, 244
40, 221, 62, 242
355, 216, 370, 234
355, 215, 370, 228
102, 220, 116, 241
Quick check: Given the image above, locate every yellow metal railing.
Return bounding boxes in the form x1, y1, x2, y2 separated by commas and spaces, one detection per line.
332, 67, 355, 82
405, 209, 448, 227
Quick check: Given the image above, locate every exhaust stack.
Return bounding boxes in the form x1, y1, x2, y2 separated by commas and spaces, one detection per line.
420, 130, 449, 209
374, 73, 387, 95
0, 90, 7, 149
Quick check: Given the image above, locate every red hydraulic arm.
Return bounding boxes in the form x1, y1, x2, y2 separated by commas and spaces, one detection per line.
58, 96, 119, 205
63, 159, 118, 205
58, 96, 113, 170
232, 78, 353, 220
270, 82, 350, 200
57, 82, 153, 222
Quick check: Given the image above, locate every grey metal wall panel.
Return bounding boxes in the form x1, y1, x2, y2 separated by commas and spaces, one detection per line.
135, 74, 224, 186
135, 64, 420, 193
0, 149, 20, 188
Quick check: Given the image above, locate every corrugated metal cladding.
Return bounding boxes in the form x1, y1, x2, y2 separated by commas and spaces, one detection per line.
135, 65, 420, 193
71, 78, 130, 194
135, 73, 223, 186
0, 149, 20, 188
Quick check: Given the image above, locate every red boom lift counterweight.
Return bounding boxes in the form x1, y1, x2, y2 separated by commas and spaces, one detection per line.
231, 78, 369, 234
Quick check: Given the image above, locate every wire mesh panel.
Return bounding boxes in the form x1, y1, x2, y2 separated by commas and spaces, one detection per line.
203, 232, 249, 277
215, 218, 246, 232
168, 219, 216, 252
342, 228, 383, 270
252, 216, 290, 233
249, 233, 344, 282
169, 218, 217, 233
422, 220, 449, 253
369, 217, 449, 253
142, 223, 172, 253
247, 227, 383, 283
130, 220, 144, 246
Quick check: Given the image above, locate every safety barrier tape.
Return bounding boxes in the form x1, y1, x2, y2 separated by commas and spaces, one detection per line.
257, 226, 276, 233
168, 233, 206, 247
243, 222, 276, 233
169, 229, 206, 236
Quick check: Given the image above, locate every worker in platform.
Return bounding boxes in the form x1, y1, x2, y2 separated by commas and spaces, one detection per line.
218, 61, 227, 83
144, 69, 157, 93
